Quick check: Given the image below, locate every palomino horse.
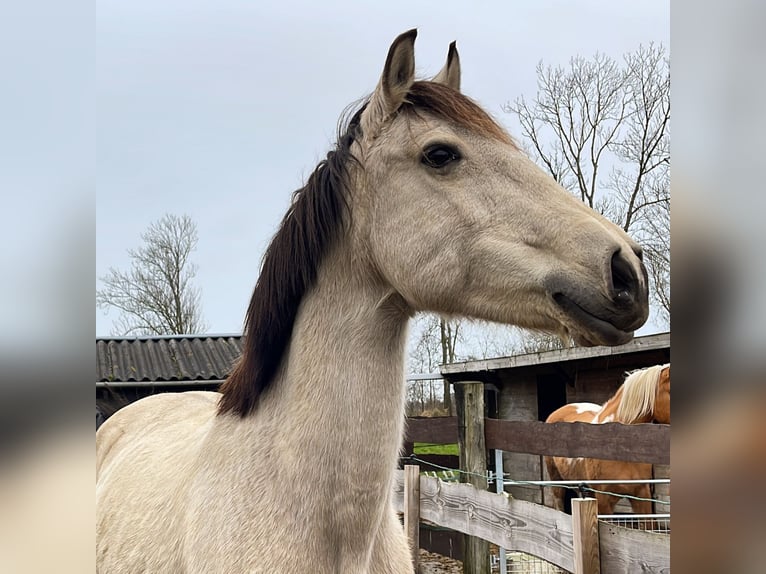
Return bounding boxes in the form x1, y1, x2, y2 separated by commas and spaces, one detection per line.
97, 30, 648, 573
544, 364, 670, 516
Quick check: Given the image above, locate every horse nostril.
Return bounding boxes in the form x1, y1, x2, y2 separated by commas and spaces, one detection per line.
611, 249, 638, 304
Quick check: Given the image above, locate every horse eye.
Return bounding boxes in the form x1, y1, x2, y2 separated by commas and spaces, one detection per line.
422, 145, 460, 168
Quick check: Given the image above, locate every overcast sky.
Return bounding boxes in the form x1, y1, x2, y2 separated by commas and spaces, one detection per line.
96, 0, 669, 337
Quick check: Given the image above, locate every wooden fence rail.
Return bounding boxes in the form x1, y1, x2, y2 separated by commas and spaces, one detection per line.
404, 416, 670, 465
393, 469, 670, 574
400, 415, 671, 573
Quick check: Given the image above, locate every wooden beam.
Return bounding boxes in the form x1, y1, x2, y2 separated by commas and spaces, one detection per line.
485, 419, 670, 465
403, 417, 669, 465
440, 332, 669, 376
455, 382, 490, 574
404, 465, 420, 572
404, 416, 458, 444
572, 498, 600, 574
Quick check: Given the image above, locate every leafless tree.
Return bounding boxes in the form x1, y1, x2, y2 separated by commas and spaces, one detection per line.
408, 314, 462, 413
97, 214, 207, 335
438, 318, 459, 413
461, 321, 518, 360
505, 44, 670, 324
511, 329, 569, 354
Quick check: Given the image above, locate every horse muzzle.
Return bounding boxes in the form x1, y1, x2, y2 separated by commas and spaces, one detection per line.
547, 248, 650, 347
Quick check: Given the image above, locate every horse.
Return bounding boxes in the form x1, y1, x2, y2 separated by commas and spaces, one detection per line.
96, 30, 649, 574
544, 364, 670, 517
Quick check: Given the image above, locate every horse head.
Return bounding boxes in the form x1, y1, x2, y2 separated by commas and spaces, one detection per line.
350, 30, 648, 348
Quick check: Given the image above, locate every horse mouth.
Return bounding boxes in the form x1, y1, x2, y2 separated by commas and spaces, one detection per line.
553, 293, 634, 347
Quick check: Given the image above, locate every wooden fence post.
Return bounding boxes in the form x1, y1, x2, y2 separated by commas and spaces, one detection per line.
404, 464, 420, 572
455, 381, 490, 574
572, 497, 600, 574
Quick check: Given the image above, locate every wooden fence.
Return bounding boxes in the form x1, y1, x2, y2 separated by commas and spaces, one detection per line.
397, 411, 670, 574
403, 417, 669, 465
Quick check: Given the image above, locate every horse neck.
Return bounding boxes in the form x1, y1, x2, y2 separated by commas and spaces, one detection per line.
594, 384, 653, 424
274, 243, 411, 480
592, 390, 622, 423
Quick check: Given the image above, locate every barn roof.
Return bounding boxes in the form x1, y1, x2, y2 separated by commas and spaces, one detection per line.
96, 334, 243, 386
440, 331, 670, 381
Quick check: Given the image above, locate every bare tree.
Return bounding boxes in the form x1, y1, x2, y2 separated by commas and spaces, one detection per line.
511, 329, 569, 354
438, 318, 459, 413
460, 321, 518, 360
505, 44, 670, 324
408, 314, 463, 413
97, 214, 207, 335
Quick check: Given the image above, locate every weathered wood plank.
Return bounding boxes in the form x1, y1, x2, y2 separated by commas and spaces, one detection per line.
572, 498, 600, 574
394, 472, 575, 572
393, 472, 670, 574
404, 417, 669, 465
485, 419, 669, 465
440, 333, 669, 376
599, 522, 670, 574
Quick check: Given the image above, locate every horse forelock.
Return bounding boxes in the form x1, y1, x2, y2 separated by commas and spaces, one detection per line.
616, 364, 669, 423
403, 82, 516, 147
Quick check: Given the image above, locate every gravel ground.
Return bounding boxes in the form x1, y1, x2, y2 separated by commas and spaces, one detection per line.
418, 549, 463, 574
417, 547, 567, 574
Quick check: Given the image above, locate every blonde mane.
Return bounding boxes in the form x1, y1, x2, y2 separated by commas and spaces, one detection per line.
616, 363, 669, 423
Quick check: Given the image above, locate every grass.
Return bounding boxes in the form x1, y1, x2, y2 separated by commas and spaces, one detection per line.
413, 442, 459, 456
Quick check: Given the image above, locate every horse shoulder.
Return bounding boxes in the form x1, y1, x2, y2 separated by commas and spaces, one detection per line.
97, 392, 221, 573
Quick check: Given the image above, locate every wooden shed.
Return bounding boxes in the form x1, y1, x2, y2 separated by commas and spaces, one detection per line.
440, 332, 670, 511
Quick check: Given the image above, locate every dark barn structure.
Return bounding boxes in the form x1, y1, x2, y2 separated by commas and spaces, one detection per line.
96, 334, 243, 419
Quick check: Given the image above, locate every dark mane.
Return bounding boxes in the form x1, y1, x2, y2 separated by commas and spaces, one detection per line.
217, 105, 364, 416
219, 81, 514, 417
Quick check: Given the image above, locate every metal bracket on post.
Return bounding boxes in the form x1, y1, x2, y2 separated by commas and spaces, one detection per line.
494, 449, 507, 574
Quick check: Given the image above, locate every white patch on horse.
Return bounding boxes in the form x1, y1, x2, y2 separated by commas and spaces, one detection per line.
575, 403, 600, 414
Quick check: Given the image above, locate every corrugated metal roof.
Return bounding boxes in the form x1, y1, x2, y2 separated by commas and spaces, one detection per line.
97, 335, 243, 383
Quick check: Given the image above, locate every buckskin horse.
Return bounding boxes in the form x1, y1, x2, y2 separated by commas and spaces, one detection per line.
97, 30, 649, 573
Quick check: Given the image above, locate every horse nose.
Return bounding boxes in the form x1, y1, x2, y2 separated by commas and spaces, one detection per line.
610, 248, 642, 309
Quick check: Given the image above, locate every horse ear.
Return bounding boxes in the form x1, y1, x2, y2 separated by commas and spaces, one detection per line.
362, 29, 417, 134
433, 41, 461, 92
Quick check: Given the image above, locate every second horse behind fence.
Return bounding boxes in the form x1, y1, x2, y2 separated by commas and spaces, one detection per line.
544, 363, 670, 516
